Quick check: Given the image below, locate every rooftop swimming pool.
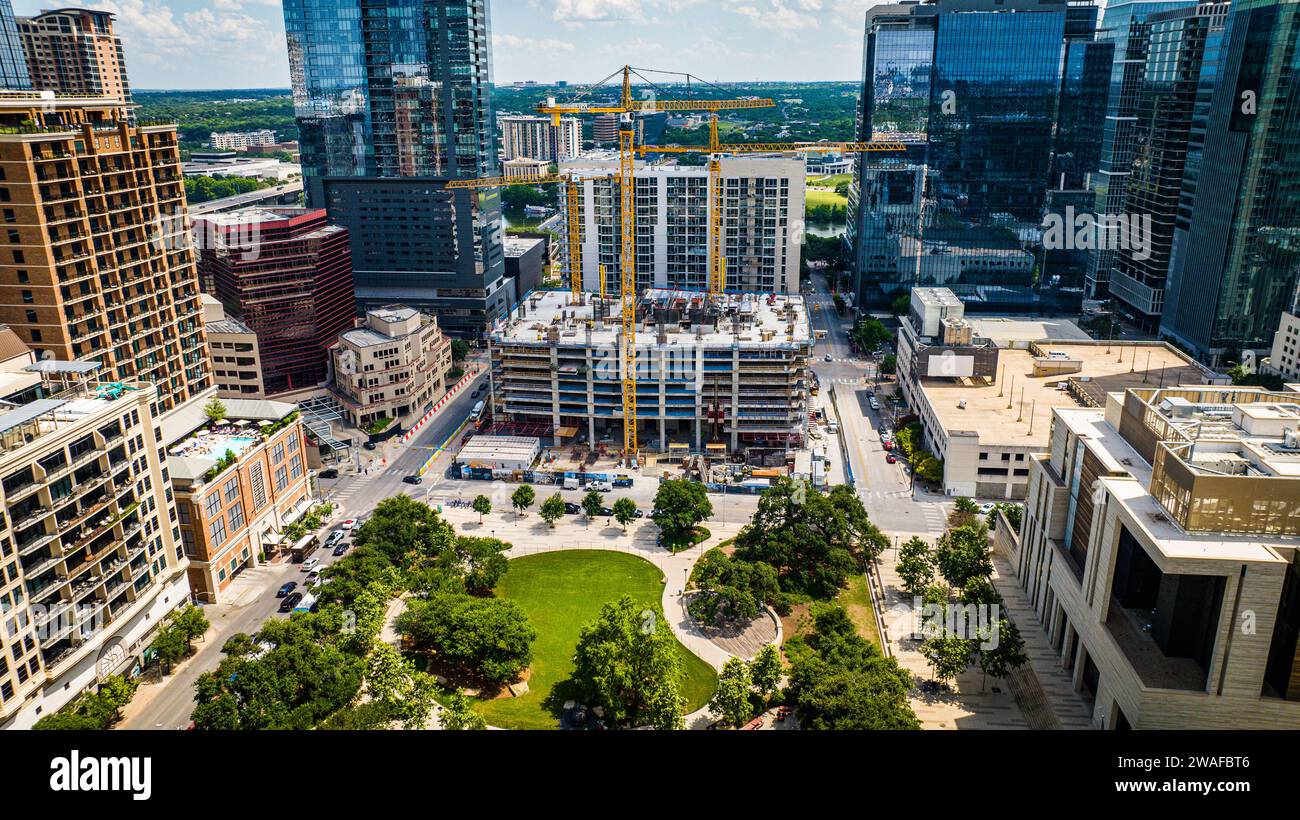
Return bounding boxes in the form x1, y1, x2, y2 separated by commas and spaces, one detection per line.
171, 434, 260, 462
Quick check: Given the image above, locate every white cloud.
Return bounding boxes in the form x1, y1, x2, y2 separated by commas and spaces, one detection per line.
494, 32, 578, 54
552, 0, 648, 23
724, 0, 824, 32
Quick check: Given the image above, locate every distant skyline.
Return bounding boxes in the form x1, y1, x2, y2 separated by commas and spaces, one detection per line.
13, 0, 873, 90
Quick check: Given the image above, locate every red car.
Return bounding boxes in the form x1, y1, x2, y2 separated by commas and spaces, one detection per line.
883, 440, 895, 451
886, 454, 897, 464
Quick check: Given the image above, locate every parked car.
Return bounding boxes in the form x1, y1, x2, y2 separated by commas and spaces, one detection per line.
588, 481, 613, 493
363, 441, 377, 450
632, 508, 645, 518
339, 518, 359, 530
886, 454, 897, 464
300, 557, 321, 572
306, 570, 322, 585
883, 441, 895, 451
326, 529, 345, 545
596, 506, 614, 518
979, 502, 996, 514
279, 592, 303, 613
403, 474, 423, 485
276, 581, 297, 598
332, 543, 348, 557
564, 502, 582, 515
319, 468, 339, 479
612, 477, 634, 488
472, 385, 485, 398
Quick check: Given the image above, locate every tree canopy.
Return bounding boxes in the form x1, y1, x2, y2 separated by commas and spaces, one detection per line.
651, 479, 713, 540
396, 593, 535, 686
571, 595, 686, 729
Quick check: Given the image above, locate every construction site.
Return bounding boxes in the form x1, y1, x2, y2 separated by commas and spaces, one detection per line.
487, 288, 814, 467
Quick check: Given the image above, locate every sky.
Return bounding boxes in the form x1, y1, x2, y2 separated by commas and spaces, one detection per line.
12, 0, 873, 90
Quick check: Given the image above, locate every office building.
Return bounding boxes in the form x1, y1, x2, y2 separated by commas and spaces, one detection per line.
0, 370, 191, 729
166, 397, 312, 603
1160, 0, 1300, 365
503, 235, 545, 299
0, 93, 212, 415
17, 9, 130, 106
0, 0, 29, 90
848, 0, 1081, 313
1264, 287, 1300, 383
896, 289, 1217, 498
209, 130, 278, 151
195, 207, 356, 396
559, 154, 805, 295
330, 305, 453, 430
322, 177, 510, 339
1011, 386, 1300, 728
501, 115, 579, 162
282, 0, 507, 339
183, 153, 301, 181
201, 296, 264, 398
488, 289, 813, 456
1085, 0, 1199, 299
503, 157, 550, 181
1108, 3, 1229, 331
593, 113, 620, 146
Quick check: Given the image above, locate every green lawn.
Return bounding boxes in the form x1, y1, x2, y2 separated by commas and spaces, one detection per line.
808, 173, 854, 189
806, 188, 848, 209
476, 551, 717, 729
836, 573, 883, 649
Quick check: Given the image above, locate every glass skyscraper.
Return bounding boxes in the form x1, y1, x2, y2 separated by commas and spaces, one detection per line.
848, 0, 1087, 313
282, 0, 508, 339
1108, 3, 1229, 332
1084, 0, 1199, 299
1160, 0, 1300, 364
0, 0, 31, 90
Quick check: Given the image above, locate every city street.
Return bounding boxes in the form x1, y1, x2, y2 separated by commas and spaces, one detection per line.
804, 275, 951, 540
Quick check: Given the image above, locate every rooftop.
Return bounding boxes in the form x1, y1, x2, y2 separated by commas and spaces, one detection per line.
492, 288, 812, 351
165, 397, 299, 483
921, 342, 1210, 448
964, 316, 1093, 346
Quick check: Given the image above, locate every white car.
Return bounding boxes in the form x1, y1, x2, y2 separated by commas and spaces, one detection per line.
326, 529, 345, 544
979, 502, 996, 514
339, 518, 359, 531
300, 557, 321, 572
588, 481, 613, 493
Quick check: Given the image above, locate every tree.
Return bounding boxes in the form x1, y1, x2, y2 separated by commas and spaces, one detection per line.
540, 492, 566, 528
572, 596, 685, 729
851, 317, 890, 352
440, 688, 487, 731
988, 502, 1022, 532
734, 479, 888, 598
352, 494, 456, 566
472, 494, 491, 524
150, 623, 188, 674
169, 605, 210, 654
890, 294, 911, 316
448, 536, 511, 594
511, 484, 535, 518
612, 497, 638, 531
687, 547, 779, 623
34, 674, 139, 730
880, 353, 897, 375
920, 632, 975, 685
711, 657, 755, 728
396, 593, 536, 685
953, 496, 979, 515
977, 617, 1027, 687
750, 644, 782, 702
581, 489, 605, 520
786, 605, 918, 730
203, 396, 227, 423
367, 642, 438, 730
934, 523, 992, 589
896, 536, 935, 597
451, 339, 470, 362
190, 615, 366, 730
651, 479, 713, 542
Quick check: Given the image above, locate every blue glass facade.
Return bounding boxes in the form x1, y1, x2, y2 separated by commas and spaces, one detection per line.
283, 0, 507, 339
1160, 0, 1300, 363
0, 0, 30, 90
849, 0, 1084, 313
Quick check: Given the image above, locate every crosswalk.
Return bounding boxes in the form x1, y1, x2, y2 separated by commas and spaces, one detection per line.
327, 472, 378, 510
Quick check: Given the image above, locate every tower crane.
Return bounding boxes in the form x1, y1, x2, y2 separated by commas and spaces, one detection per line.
533, 66, 776, 464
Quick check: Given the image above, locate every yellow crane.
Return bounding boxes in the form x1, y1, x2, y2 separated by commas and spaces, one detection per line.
534, 66, 776, 463
637, 115, 907, 294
